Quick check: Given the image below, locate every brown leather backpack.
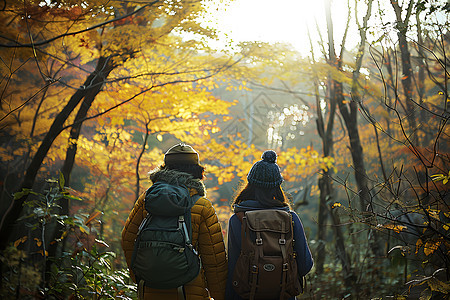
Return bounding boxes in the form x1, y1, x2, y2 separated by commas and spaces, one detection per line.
232, 209, 301, 300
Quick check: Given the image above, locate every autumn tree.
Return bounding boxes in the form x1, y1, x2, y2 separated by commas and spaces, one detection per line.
0, 0, 242, 250
323, 0, 449, 296
0, 0, 259, 296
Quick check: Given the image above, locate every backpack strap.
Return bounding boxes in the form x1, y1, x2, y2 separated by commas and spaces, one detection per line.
179, 215, 198, 255
236, 211, 244, 223
177, 286, 185, 300
186, 194, 201, 251
249, 217, 263, 300
179, 215, 190, 243
138, 280, 145, 299
279, 219, 288, 299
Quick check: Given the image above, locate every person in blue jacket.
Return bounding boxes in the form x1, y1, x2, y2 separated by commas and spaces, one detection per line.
226, 150, 314, 300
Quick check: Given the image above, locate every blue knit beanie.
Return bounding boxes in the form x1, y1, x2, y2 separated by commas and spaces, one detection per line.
247, 150, 283, 188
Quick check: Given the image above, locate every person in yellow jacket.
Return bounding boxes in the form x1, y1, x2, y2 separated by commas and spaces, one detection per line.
121, 143, 227, 300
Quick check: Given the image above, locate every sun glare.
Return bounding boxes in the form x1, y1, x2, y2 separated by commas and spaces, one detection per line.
205, 0, 354, 55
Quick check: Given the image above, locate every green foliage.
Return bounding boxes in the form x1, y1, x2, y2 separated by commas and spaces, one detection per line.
47, 246, 136, 299
300, 236, 408, 298
2, 176, 136, 299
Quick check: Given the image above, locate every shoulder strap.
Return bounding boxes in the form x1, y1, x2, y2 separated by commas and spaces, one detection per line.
182, 194, 202, 250
235, 211, 245, 223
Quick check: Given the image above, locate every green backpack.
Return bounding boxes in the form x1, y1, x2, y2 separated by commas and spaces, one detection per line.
130, 181, 201, 289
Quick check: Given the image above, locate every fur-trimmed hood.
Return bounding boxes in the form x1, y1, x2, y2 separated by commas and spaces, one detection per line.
148, 168, 206, 197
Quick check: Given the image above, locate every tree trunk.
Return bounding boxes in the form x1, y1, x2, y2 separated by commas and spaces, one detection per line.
316, 175, 329, 274
313, 73, 334, 274
61, 56, 116, 210
390, 0, 418, 143
312, 0, 354, 281
415, 11, 431, 146
44, 56, 116, 285
336, 81, 372, 211
333, 0, 384, 257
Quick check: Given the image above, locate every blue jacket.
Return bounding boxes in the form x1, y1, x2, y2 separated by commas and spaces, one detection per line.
225, 200, 313, 300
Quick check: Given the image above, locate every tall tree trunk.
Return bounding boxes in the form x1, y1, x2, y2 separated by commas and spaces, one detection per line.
384, 49, 396, 145
44, 56, 116, 285
312, 33, 335, 272
316, 79, 354, 284
61, 56, 116, 210
335, 0, 383, 257
336, 81, 372, 212
316, 183, 328, 275
415, 10, 430, 146
310, 0, 354, 283
390, 0, 418, 143
314, 79, 332, 274
0, 56, 115, 251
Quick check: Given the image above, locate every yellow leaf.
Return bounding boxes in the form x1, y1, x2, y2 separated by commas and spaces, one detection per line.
416, 239, 423, 254
382, 224, 407, 233
332, 202, 342, 208
443, 224, 449, 231
14, 236, 28, 247
79, 226, 87, 234
34, 238, 42, 247
85, 210, 102, 225
60, 231, 68, 240
424, 240, 441, 256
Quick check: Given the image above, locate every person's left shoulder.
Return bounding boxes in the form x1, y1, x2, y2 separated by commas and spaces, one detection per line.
191, 195, 215, 217
193, 195, 211, 207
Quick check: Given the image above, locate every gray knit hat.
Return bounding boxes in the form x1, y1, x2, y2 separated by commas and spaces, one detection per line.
164, 143, 199, 165
247, 150, 283, 188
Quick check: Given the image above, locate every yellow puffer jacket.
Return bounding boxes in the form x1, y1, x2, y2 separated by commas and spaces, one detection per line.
121, 176, 227, 300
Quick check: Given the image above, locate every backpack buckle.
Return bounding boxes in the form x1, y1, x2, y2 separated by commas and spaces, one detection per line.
256, 238, 263, 245
282, 263, 289, 271
279, 238, 286, 245
251, 265, 259, 273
